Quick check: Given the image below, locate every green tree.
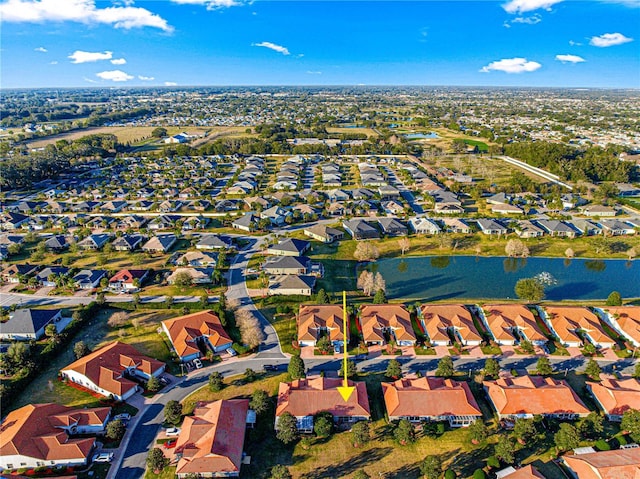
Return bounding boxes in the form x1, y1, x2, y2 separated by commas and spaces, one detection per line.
209, 371, 224, 392
536, 356, 554, 376
250, 389, 270, 416
633, 362, 640, 379
351, 421, 370, 447
554, 423, 580, 452
276, 412, 299, 444
394, 419, 416, 445
73, 341, 89, 359
420, 455, 442, 479
316, 335, 333, 355
288, 355, 306, 380
514, 278, 545, 302
314, 412, 334, 438
146, 448, 167, 473
435, 356, 455, 377
519, 340, 535, 354
315, 288, 329, 304
513, 418, 537, 444
106, 419, 126, 442
468, 420, 488, 443
6, 342, 28, 366
146, 375, 161, 393
269, 465, 292, 479
244, 368, 257, 383
45, 323, 57, 339
484, 358, 500, 378
473, 469, 486, 479
386, 359, 403, 379
151, 127, 167, 138
585, 359, 602, 381
621, 409, 640, 440
373, 289, 387, 304
577, 412, 604, 439
339, 359, 358, 378
494, 434, 515, 464
172, 271, 193, 287
606, 291, 622, 306
164, 400, 182, 425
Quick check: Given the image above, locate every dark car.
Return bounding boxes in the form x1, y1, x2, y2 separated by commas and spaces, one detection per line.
263, 364, 279, 371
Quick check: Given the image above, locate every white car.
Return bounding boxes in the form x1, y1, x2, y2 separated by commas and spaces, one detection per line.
226, 347, 237, 357
93, 452, 114, 463
113, 413, 131, 422
165, 427, 181, 437
193, 358, 203, 369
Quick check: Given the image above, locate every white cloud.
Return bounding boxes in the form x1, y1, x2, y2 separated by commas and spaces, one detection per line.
138, 75, 154, 80
252, 41, 290, 55
69, 50, 112, 63
589, 32, 633, 47
164, 81, 177, 86
569, 40, 582, 46
34, 46, 47, 52
0, 0, 172, 31
480, 57, 542, 73
502, 0, 563, 13
555, 54, 586, 63
96, 69, 133, 82
111, 58, 126, 65
511, 14, 542, 24
171, 0, 241, 8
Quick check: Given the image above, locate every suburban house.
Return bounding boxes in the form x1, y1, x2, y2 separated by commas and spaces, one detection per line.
382, 376, 482, 427
275, 377, 370, 433
482, 304, 548, 346
108, 269, 149, 291
409, 217, 441, 235
35, 266, 70, 287
303, 224, 344, 243
196, 234, 233, 250
72, 269, 107, 290
515, 220, 545, 238
1, 263, 39, 283
268, 275, 316, 296
600, 306, 640, 347
492, 203, 524, 215
141, 233, 177, 253
476, 219, 508, 236
162, 310, 233, 362
1, 211, 30, 230
297, 304, 347, 348
535, 220, 578, 238
342, 219, 380, 240
441, 217, 472, 234
377, 218, 408, 237
419, 304, 482, 347
167, 267, 214, 285
174, 399, 251, 478
266, 238, 310, 257
483, 375, 590, 419
263, 256, 312, 275
77, 233, 111, 250
561, 448, 640, 479
44, 235, 72, 252
60, 341, 165, 401
112, 234, 145, 251
581, 205, 617, 217
572, 219, 603, 236
231, 212, 259, 232
599, 219, 636, 236
359, 304, 416, 347
543, 306, 614, 349
0, 403, 111, 471
587, 377, 640, 421
176, 251, 218, 267
0, 308, 62, 341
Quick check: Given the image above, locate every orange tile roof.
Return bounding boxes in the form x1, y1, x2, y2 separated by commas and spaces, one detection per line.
420, 304, 482, 343
604, 307, 640, 345
562, 448, 640, 479
298, 305, 347, 343
382, 376, 482, 419
276, 377, 371, 419
360, 304, 416, 343
0, 404, 109, 463
483, 375, 590, 417
61, 341, 164, 397
483, 304, 546, 343
162, 310, 232, 359
504, 465, 546, 479
588, 378, 640, 417
544, 306, 612, 345
175, 399, 249, 476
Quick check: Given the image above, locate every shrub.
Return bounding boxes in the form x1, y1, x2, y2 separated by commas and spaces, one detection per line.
445, 470, 457, 479
473, 469, 486, 479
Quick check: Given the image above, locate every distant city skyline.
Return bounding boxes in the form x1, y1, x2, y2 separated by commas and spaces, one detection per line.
1, 0, 639, 89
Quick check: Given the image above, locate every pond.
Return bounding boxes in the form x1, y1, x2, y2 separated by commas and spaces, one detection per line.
404, 132, 440, 139
373, 255, 640, 301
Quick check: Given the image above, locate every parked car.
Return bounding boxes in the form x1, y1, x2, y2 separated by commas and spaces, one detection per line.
164, 439, 177, 449
93, 452, 114, 463
165, 427, 181, 437
263, 364, 279, 371
226, 347, 237, 357
113, 413, 131, 422
159, 376, 171, 386
193, 358, 203, 369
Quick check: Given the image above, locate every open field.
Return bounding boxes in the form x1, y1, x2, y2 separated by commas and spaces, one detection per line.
326, 127, 379, 137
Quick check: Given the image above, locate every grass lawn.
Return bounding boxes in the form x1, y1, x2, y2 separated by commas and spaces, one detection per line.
257, 305, 298, 355
144, 466, 177, 479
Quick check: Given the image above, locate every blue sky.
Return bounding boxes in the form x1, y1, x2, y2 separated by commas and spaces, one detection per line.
1, 0, 639, 88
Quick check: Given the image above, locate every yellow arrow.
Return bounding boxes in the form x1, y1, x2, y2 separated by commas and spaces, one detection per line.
337, 290, 355, 402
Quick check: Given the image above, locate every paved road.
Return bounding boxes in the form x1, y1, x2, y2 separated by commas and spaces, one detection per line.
0, 293, 213, 308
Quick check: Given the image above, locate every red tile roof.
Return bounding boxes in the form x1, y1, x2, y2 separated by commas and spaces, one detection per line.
420, 304, 482, 343
562, 448, 640, 479
298, 305, 346, 343
175, 399, 249, 476
360, 304, 415, 343
484, 375, 590, 417
504, 465, 546, 479
162, 310, 232, 359
276, 377, 370, 419
382, 376, 482, 419
483, 304, 546, 343
0, 404, 109, 463
61, 341, 164, 397
588, 377, 640, 417
604, 307, 640, 345
544, 306, 612, 345
109, 269, 148, 284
